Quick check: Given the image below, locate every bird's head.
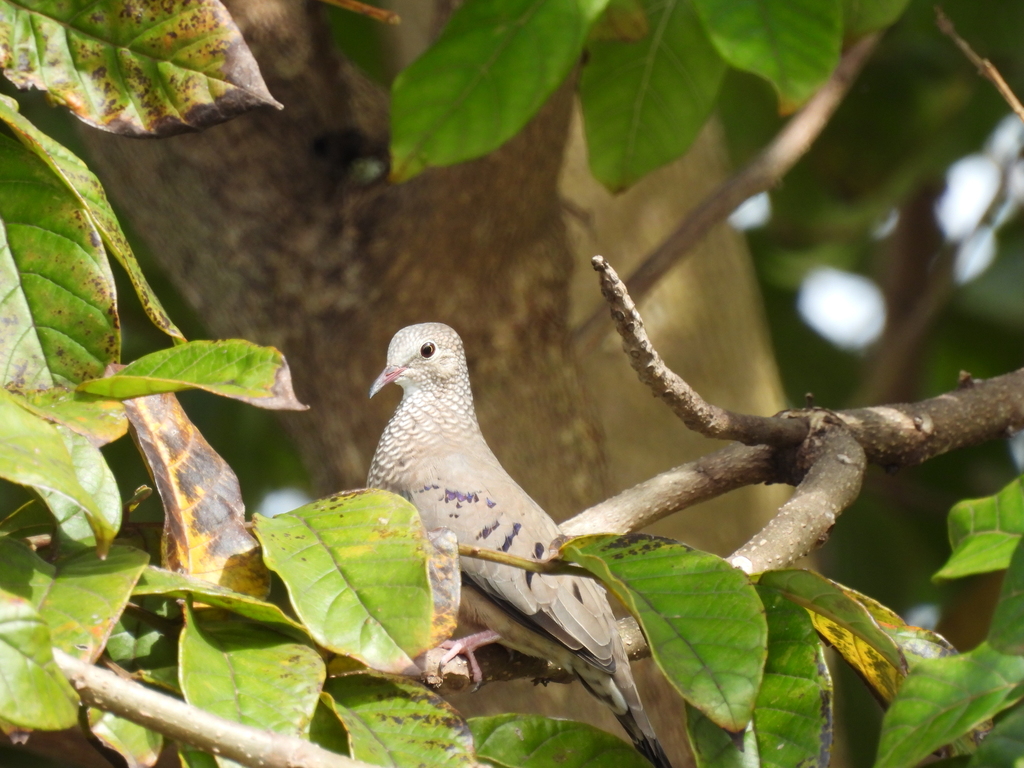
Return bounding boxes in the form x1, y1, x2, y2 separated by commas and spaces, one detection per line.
369, 322, 469, 399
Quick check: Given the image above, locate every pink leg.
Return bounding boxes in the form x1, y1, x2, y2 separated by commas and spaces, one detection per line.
439, 630, 501, 685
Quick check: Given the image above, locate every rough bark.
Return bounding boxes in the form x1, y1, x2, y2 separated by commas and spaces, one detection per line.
80, 0, 605, 518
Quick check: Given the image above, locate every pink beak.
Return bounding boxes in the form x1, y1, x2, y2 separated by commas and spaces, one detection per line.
369, 365, 407, 398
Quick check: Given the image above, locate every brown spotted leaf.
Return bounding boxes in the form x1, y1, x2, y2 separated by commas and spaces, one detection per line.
0, 0, 282, 137
0, 95, 183, 340
125, 392, 270, 598
425, 527, 460, 648
253, 491, 438, 673
319, 673, 475, 767
0, 131, 119, 389
758, 569, 906, 680
0, 537, 149, 663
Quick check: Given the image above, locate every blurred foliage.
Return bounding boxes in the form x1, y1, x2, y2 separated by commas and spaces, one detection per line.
717, 1, 1024, 763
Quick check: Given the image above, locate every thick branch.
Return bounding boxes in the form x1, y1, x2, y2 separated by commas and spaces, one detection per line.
575, 33, 880, 352
574, 258, 1023, 567
590, 255, 808, 446
561, 443, 777, 536
55, 650, 365, 768
840, 370, 1024, 467
730, 417, 866, 573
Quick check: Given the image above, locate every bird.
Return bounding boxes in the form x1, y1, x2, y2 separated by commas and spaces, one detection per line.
367, 322, 671, 768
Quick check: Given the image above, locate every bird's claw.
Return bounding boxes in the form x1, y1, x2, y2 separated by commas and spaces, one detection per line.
439, 630, 501, 690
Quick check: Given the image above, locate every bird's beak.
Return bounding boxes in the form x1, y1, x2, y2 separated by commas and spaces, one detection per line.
369, 365, 407, 398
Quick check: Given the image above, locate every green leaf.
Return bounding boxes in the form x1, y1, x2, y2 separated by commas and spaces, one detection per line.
106, 597, 181, 693
0, 95, 182, 341
580, 0, 725, 191
0, 133, 118, 388
989, 536, 1024, 655
753, 586, 832, 768
0, 0, 280, 136
561, 533, 766, 731
686, 705, 759, 768
0, 538, 149, 661
842, 0, 911, 38
969, 703, 1024, 768
875, 643, 1024, 768
936, 477, 1024, 582
36, 426, 121, 552
691, 0, 842, 109
470, 713, 649, 768
78, 339, 307, 410
88, 709, 163, 768
132, 566, 307, 641
757, 569, 906, 673
179, 606, 325, 761
308, 698, 352, 756
0, 587, 79, 730
0, 499, 53, 540
686, 588, 833, 768
589, 0, 649, 42
253, 491, 438, 674
390, 0, 609, 181
320, 673, 475, 767
180, 748, 219, 768
8, 386, 127, 447
0, 389, 111, 550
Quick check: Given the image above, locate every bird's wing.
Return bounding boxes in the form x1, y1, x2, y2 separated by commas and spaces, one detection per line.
397, 450, 619, 673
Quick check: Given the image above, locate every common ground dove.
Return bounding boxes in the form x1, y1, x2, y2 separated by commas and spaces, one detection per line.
368, 322, 671, 768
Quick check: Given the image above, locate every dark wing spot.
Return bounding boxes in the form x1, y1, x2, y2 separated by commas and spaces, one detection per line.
486, 498, 497, 508
525, 571, 534, 588
500, 522, 522, 552
534, 542, 545, 559
477, 520, 500, 540
572, 582, 583, 603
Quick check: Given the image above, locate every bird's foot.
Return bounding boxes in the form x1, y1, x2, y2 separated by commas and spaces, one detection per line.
439, 630, 501, 689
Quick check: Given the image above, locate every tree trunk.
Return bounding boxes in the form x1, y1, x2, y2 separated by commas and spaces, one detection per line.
79, 0, 788, 763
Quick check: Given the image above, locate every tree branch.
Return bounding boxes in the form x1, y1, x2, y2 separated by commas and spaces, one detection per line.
575, 33, 881, 353
936, 7, 1024, 125
730, 415, 866, 573
572, 256, 1023, 564
561, 443, 777, 536
54, 650, 367, 768
839, 370, 1024, 467
589, 255, 808, 446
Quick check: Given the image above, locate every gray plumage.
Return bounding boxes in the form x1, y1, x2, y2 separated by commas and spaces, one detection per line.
368, 322, 670, 768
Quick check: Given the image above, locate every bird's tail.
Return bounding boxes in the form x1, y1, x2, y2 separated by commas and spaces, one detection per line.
575, 668, 673, 768
614, 709, 673, 768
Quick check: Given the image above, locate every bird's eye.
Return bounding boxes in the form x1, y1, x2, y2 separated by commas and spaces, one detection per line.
420, 342, 436, 359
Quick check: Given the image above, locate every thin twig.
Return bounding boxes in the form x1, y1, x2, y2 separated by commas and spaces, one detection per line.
589, 255, 808, 446
54, 650, 368, 768
316, 0, 401, 24
457, 543, 591, 576
936, 7, 1024, 124
574, 33, 881, 353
